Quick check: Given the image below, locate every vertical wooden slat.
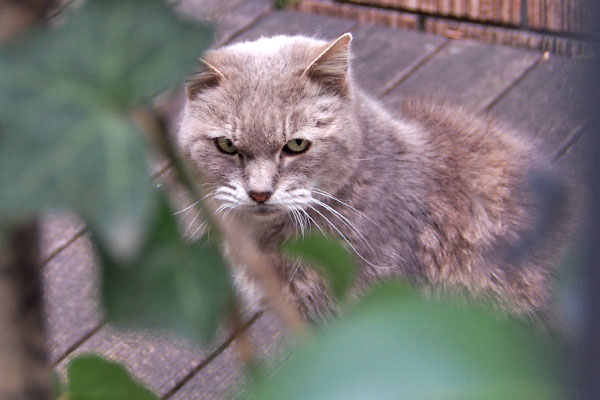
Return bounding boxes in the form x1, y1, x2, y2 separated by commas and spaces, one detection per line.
334, 0, 588, 33
338, 0, 528, 25
526, 0, 585, 34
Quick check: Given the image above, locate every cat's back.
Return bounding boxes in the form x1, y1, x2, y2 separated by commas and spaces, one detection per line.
379, 98, 573, 318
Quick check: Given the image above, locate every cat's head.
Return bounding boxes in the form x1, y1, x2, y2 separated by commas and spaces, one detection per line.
178, 33, 361, 221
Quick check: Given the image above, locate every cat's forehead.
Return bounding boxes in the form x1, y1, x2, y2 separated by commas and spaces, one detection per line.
208, 36, 326, 83
222, 35, 327, 59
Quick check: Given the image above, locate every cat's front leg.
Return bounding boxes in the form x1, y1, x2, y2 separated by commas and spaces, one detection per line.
228, 246, 336, 322
276, 255, 337, 322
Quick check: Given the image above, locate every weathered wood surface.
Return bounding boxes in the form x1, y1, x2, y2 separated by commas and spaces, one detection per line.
169, 312, 290, 400
232, 10, 357, 42
382, 39, 541, 112
43, 237, 102, 364
56, 326, 207, 397
39, 212, 85, 264
39, 4, 590, 400
350, 25, 447, 95
488, 56, 588, 154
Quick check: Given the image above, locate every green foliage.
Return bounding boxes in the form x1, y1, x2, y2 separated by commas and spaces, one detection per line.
274, 0, 297, 10
0, 0, 212, 258
283, 234, 355, 298
0, 2, 569, 400
248, 283, 564, 400
98, 196, 233, 345
52, 371, 64, 399
66, 355, 158, 400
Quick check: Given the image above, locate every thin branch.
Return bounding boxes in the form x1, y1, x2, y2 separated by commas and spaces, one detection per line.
0, 222, 53, 400
0, 0, 57, 42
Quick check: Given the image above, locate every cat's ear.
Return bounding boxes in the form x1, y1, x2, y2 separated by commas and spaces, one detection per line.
185, 58, 225, 100
302, 33, 352, 95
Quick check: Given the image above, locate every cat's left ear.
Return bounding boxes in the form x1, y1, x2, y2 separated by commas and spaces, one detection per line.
185, 57, 225, 100
303, 33, 352, 95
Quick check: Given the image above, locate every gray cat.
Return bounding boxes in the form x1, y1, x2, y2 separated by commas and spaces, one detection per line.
177, 33, 574, 324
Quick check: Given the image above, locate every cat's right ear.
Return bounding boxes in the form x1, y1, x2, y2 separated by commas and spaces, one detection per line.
185, 58, 225, 100
303, 33, 352, 95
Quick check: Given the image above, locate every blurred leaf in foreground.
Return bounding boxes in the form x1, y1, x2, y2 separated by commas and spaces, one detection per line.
0, 0, 212, 258
249, 283, 565, 400
283, 234, 355, 299
98, 195, 233, 345
67, 355, 158, 400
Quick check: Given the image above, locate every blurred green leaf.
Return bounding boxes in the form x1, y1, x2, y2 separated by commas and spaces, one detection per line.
98, 195, 233, 345
274, 0, 296, 10
52, 370, 64, 399
0, 0, 212, 258
283, 234, 355, 298
67, 354, 158, 400
249, 283, 564, 400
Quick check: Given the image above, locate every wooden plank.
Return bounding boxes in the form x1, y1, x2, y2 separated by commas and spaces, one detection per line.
40, 212, 85, 264
381, 39, 541, 113
232, 10, 358, 43
551, 127, 593, 243
554, 126, 594, 186
56, 326, 207, 398
488, 55, 588, 154
169, 311, 290, 400
424, 15, 591, 57
173, 0, 243, 22
527, 0, 585, 34
350, 24, 447, 95
216, 11, 447, 96
339, 0, 522, 25
292, 0, 419, 30
44, 236, 102, 364
215, 0, 274, 46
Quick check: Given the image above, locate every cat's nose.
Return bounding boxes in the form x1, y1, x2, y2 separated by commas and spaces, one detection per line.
248, 190, 272, 203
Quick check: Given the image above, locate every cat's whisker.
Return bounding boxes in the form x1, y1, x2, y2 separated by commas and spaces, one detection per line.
300, 206, 310, 232
173, 189, 218, 215
312, 188, 376, 224
179, 207, 193, 222
184, 210, 202, 237
215, 185, 238, 196
300, 209, 308, 237
215, 203, 234, 215
290, 207, 306, 238
298, 208, 327, 237
353, 156, 385, 161
305, 203, 393, 271
287, 207, 298, 232
288, 258, 302, 283
287, 210, 297, 233
189, 220, 208, 240
309, 198, 375, 254
214, 194, 237, 203
287, 208, 301, 237
222, 204, 236, 220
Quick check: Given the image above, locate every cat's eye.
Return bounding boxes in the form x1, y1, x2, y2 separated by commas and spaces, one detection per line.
283, 138, 310, 155
215, 137, 237, 154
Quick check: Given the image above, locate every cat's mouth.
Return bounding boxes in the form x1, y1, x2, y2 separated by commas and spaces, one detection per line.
246, 204, 283, 217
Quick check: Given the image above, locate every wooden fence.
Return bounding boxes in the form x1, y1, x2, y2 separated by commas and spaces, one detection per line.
292, 0, 592, 56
